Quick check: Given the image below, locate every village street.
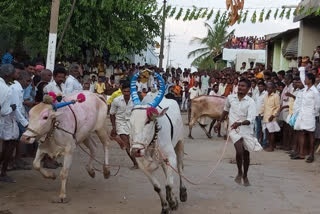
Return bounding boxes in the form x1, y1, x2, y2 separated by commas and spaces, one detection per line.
1, 114, 320, 214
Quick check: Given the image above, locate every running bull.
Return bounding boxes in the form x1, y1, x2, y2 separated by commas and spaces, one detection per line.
21, 91, 111, 203
188, 95, 227, 139
129, 72, 187, 214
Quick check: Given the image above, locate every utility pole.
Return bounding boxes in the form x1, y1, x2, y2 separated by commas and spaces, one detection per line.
166, 33, 175, 68
46, 0, 60, 72
166, 33, 171, 68
169, 59, 174, 68
159, 0, 167, 70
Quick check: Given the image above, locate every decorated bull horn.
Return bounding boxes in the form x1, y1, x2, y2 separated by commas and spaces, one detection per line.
130, 72, 142, 106
149, 72, 165, 108
53, 93, 86, 111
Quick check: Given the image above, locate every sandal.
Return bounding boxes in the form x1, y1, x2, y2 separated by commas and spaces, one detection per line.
0, 175, 16, 183
289, 152, 298, 158
306, 156, 314, 163
291, 154, 305, 160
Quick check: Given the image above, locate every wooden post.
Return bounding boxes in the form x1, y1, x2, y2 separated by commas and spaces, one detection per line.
46, 0, 60, 72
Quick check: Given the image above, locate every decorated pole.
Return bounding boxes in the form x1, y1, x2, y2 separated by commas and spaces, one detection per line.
46, 0, 60, 72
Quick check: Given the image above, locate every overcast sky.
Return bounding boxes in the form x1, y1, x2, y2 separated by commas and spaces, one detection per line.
155, 0, 301, 70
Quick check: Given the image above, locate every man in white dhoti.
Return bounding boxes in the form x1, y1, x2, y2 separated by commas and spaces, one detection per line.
10, 71, 32, 171
279, 74, 294, 150
110, 81, 138, 169
0, 64, 18, 183
215, 79, 262, 186
292, 73, 320, 163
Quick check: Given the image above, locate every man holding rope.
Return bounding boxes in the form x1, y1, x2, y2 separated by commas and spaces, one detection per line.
215, 78, 262, 186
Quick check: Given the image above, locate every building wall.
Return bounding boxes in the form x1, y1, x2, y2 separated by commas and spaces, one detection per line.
272, 41, 281, 71
127, 45, 158, 66
222, 48, 265, 72
279, 41, 289, 70
271, 40, 296, 72
298, 17, 320, 56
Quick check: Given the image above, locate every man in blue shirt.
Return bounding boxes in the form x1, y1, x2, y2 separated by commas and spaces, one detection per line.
1, 48, 14, 65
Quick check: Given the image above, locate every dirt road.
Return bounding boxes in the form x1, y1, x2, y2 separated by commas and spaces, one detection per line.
1, 114, 320, 214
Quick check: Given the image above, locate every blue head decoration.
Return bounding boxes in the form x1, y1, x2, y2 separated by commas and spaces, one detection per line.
130, 71, 166, 108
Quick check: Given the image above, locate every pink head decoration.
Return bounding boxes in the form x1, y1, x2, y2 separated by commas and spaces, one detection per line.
146, 106, 159, 121
77, 93, 86, 103
48, 92, 57, 103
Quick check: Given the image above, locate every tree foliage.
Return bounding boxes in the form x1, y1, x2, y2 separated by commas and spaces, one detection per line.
188, 16, 234, 69
0, 0, 160, 58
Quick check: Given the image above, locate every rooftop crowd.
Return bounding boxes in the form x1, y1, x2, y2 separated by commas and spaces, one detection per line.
0, 43, 320, 182
225, 35, 266, 50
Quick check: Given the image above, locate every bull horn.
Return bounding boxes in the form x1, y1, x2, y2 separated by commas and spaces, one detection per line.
148, 72, 165, 108
130, 72, 142, 106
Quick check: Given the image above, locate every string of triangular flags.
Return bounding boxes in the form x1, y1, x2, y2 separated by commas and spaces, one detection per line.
154, 5, 320, 23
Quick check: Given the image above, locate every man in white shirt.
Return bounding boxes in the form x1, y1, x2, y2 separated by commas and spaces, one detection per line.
201, 72, 210, 95
114, 65, 123, 85
43, 66, 66, 95
279, 74, 294, 150
10, 71, 32, 170
253, 81, 267, 148
0, 64, 18, 183
10, 71, 31, 128
218, 78, 227, 96
104, 63, 114, 78
64, 63, 83, 95
286, 77, 304, 157
293, 73, 320, 163
215, 79, 262, 186
136, 77, 143, 92
110, 81, 137, 169
188, 81, 201, 100
89, 75, 97, 93
188, 81, 201, 123
209, 84, 219, 96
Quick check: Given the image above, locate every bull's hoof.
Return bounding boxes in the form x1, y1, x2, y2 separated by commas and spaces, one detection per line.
86, 166, 95, 178
51, 197, 70, 204
44, 172, 56, 180
103, 166, 111, 179
180, 187, 188, 202
169, 197, 178, 210
188, 135, 194, 139
161, 207, 170, 214
207, 134, 212, 139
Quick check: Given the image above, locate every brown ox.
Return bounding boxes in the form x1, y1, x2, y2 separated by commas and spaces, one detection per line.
188, 95, 226, 139
21, 92, 110, 203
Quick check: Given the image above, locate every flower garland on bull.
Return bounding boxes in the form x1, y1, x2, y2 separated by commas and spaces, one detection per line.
130, 69, 166, 159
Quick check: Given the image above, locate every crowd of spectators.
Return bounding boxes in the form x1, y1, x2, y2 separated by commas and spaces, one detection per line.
1, 43, 320, 182
225, 36, 266, 50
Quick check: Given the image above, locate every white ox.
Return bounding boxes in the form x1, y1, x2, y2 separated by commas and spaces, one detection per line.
21, 91, 110, 203
129, 74, 187, 214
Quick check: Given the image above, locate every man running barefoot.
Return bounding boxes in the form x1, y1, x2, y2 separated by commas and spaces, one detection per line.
215, 79, 262, 186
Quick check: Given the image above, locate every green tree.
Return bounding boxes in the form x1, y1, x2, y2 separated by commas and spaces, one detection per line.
188, 15, 234, 69
0, 0, 160, 58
